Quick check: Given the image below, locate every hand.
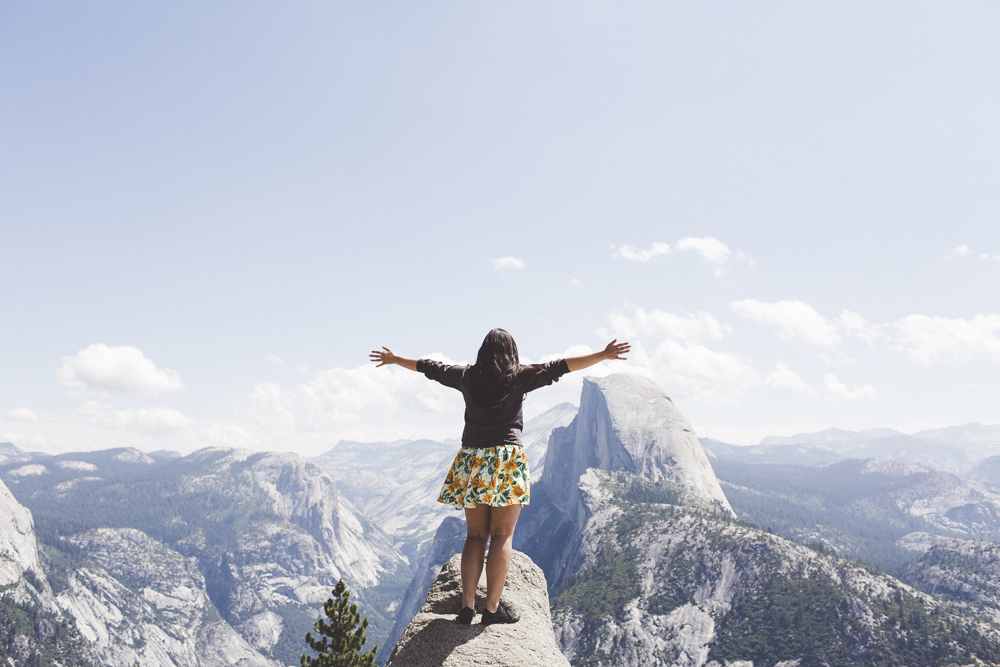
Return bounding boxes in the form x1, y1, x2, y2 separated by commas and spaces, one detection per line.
603, 339, 630, 361
369, 347, 397, 367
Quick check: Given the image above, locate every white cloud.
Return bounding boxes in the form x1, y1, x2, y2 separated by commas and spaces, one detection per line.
570, 278, 582, 288
645, 340, 760, 404
611, 237, 751, 276
7, 408, 39, 422
265, 354, 283, 366
493, 256, 525, 271
952, 245, 973, 257
764, 362, 816, 395
612, 242, 671, 262
676, 237, 751, 277
731, 299, 841, 348
239, 357, 466, 447
595, 305, 755, 403
79, 401, 192, 435
821, 374, 879, 402
837, 310, 883, 348
732, 300, 1000, 367
676, 237, 731, 264
58, 344, 184, 396
891, 314, 1000, 365
533, 345, 595, 365
603, 307, 730, 342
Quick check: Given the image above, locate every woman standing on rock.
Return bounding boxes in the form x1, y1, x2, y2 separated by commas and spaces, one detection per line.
370, 329, 629, 625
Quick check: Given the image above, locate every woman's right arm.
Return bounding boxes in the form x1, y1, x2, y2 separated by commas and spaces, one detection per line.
565, 339, 631, 372
369, 347, 419, 371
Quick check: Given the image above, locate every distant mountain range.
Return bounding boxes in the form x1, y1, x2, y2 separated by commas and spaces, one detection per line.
3, 391, 1000, 666
310, 404, 578, 562
705, 422, 1000, 475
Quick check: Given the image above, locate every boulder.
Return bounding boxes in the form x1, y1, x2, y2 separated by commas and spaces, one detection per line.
384, 550, 570, 667
376, 516, 467, 666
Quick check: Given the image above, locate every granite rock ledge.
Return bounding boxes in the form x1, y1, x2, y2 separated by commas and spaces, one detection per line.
385, 550, 570, 667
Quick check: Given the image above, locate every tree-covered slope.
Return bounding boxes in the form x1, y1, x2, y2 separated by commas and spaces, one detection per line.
712, 457, 1000, 575
551, 470, 1000, 667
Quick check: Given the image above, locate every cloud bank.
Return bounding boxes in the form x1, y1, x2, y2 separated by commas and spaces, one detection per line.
58, 344, 184, 396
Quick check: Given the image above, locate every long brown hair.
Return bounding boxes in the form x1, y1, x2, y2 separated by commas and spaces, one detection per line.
467, 329, 521, 409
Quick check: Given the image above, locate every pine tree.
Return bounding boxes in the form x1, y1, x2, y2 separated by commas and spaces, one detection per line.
301, 579, 379, 667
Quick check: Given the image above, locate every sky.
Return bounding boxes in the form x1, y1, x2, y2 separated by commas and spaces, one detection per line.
2, 1, 999, 457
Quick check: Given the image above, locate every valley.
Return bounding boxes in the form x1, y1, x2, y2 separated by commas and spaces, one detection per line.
3, 375, 1000, 666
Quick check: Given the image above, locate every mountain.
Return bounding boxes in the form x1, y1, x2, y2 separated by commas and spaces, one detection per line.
748, 428, 973, 474
713, 456, 1000, 575
312, 403, 579, 561
742, 423, 1000, 474
313, 438, 460, 559
522, 402, 578, 477
502, 373, 1000, 666
970, 456, 1000, 487
0, 447, 408, 665
916, 423, 1000, 452
56, 527, 277, 666
0, 442, 43, 468
701, 438, 843, 467
900, 534, 1000, 626
0, 478, 97, 665
760, 427, 905, 446
549, 468, 1000, 666
516, 374, 733, 590
0, 478, 41, 585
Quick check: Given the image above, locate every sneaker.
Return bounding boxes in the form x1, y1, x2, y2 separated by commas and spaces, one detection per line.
455, 606, 476, 624
480, 600, 519, 625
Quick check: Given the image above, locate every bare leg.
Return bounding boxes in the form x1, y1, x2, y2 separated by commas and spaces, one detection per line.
484, 504, 521, 613
461, 505, 491, 609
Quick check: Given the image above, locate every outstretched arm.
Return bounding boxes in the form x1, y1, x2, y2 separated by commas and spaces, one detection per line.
565, 340, 631, 372
369, 347, 419, 372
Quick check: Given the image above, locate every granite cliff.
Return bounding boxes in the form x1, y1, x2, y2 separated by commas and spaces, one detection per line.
0, 477, 96, 665
516, 373, 732, 590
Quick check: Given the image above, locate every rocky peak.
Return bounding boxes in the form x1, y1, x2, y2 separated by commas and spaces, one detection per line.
384, 550, 570, 667
377, 516, 467, 666
541, 374, 733, 519
0, 478, 40, 585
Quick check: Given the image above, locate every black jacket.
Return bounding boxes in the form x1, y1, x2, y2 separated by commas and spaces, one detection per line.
417, 358, 570, 448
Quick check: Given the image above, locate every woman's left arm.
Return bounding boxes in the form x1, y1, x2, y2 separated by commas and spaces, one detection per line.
369, 347, 419, 372
565, 340, 631, 372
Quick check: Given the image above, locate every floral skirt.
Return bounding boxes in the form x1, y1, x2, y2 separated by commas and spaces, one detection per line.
437, 445, 530, 509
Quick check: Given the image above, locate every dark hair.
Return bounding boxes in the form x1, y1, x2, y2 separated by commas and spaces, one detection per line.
467, 329, 522, 409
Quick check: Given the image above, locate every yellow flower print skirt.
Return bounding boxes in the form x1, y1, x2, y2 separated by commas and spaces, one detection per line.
437, 445, 530, 509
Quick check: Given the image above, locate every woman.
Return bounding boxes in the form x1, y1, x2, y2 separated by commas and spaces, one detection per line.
370, 329, 629, 625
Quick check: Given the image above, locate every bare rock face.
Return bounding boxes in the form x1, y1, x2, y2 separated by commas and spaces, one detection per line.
376, 516, 467, 666
516, 373, 734, 590
58, 527, 278, 667
0, 478, 40, 585
385, 551, 570, 667
542, 374, 733, 522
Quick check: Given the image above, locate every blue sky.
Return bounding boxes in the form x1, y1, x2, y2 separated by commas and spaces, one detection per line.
2, 1, 999, 455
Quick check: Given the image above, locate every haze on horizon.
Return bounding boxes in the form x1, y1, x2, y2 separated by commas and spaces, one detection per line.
2, 2, 999, 456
